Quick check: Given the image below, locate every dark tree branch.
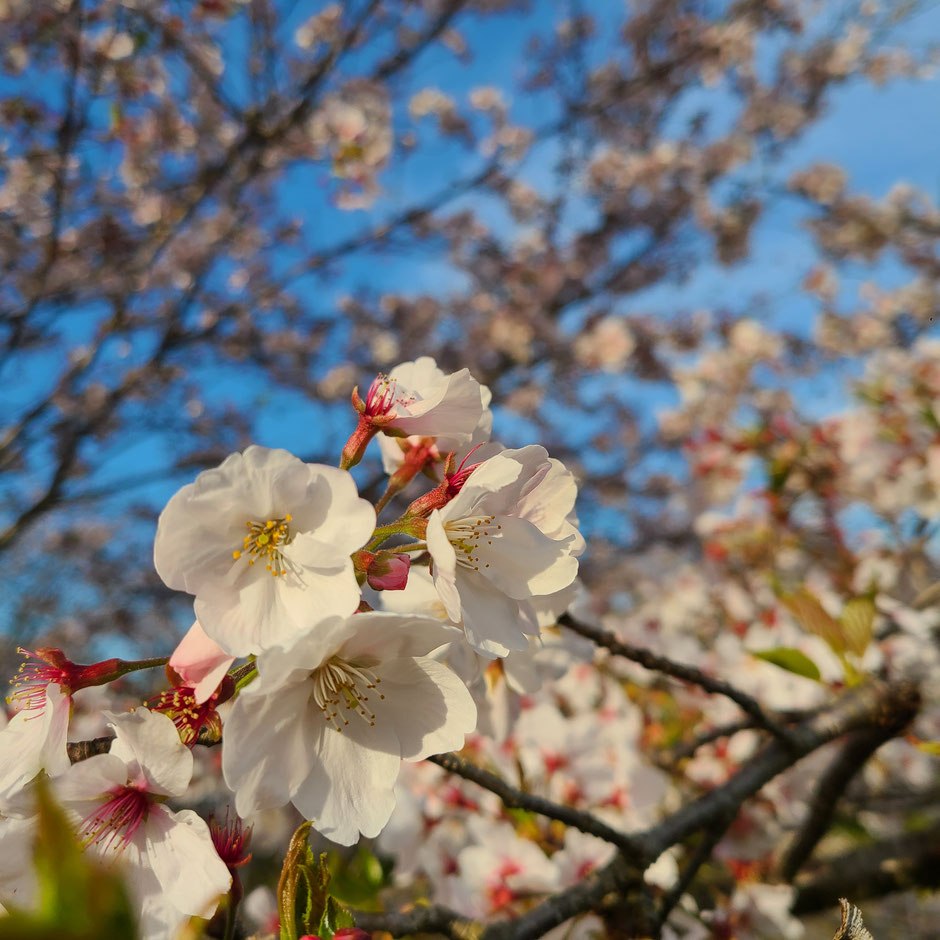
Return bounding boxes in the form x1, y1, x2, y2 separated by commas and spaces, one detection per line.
653, 811, 736, 931
428, 752, 648, 859
559, 613, 796, 744
779, 717, 913, 881
350, 679, 920, 940
792, 820, 940, 916
353, 904, 481, 940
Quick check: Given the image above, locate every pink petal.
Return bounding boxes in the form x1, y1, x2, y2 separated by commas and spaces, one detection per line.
169, 622, 235, 704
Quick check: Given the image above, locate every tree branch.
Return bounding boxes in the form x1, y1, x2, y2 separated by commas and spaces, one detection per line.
779, 717, 913, 881
428, 752, 648, 859
559, 614, 796, 744
792, 820, 940, 915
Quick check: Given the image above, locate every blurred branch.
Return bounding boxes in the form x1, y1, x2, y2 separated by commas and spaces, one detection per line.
792, 820, 940, 915
779, 718, 916, 881
344, 679, 922, 940
559, 613, 797, 744
428, 752, 648, 858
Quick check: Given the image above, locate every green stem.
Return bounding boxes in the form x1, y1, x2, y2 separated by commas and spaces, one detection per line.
115, 656, 169, 675
229, 659, 258, 694
365, 518, 423, 552
222, 897, 237, 940
374, 483, 396, 515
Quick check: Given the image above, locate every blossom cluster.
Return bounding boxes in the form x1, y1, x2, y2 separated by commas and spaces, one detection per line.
0, 357, 584, 937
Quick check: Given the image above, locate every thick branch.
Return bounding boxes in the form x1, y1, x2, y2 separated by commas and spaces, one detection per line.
779, 718, 912, 881
559, 614, 795, 743
353, 904, 482, 940
360, 679, 920, 940
428, 752, 648, 859
792, 821, 940, 915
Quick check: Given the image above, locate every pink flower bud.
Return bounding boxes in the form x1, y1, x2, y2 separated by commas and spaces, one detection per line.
366, 551, 411, 591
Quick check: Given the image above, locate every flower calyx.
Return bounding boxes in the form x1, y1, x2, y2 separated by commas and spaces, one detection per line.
342, 378, 411, 469
10, 647, 161, 709
405, 448, 483, 518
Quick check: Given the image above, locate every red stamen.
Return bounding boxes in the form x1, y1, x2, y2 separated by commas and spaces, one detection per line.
80, 785, 149, 854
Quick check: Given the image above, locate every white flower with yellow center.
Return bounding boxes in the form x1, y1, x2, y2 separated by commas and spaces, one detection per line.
426, 445, 584, 658
221, 611, 476, 846
154, 446, 376, 657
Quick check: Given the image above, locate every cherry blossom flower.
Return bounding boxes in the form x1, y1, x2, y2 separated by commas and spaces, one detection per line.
0, 647, 125, 801
154, 446, 376, 656
374, 358, 493, 474
222, 611, 476, 845
453, 818, 560, 918
342, 357, 490, 469
55, 708, 231, 939
0, 682, 70, 802
426, 445, 584, 657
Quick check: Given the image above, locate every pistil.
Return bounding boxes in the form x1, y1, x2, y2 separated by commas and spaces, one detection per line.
310, 657, 385, 732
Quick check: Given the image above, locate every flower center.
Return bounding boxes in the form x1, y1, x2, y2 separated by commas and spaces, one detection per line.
310, 657, 384, 732
365, 375, 416, 417
233, 515, 293, 576
80, 785, 150, 854
9, 648, 67, 717
147, 686, 222, 747
445, 515, 501, 571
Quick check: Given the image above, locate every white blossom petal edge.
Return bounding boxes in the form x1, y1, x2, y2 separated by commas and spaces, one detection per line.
222, 611, 476, 846
153, 446, 376, 656
427, 445, 584, 658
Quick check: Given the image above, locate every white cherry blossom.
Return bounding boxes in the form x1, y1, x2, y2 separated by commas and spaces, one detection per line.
426, 445, 584, 657
55, 708, 231, 939
222, 611, 476, 845
154, 446, 375, 656
375, 357, 493, 473
366, 356, 490, 441
0, 682, 70, 802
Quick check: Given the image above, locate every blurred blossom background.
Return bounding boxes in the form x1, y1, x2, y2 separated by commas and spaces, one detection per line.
2, 0, 940, 936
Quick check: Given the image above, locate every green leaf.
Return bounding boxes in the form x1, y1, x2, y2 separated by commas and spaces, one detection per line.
318, 895, 355, 939
840, 596, 876, 658
278, 822, 316, 940
781, 588, 846, 655
750, 647, 822, 681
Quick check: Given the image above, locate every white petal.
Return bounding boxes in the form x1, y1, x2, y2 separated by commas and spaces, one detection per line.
441, 449, 527, 521
338, 612, 458, 661
145, 807, 231, 916
458, 573, 533, 658
374, 657, 476, 760
106, 709, 192, 797
0, 684, 68, 799
40, 685, 72, 778
54, 752, 127, 803
427, 510, 462, 622
291, 719, 400, 845
392, 369, 484, 439
475, 515, 579, 599
0, 815, 38, 909
222, 682, 315, 816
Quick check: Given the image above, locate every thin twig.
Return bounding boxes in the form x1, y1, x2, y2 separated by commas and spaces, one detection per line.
428, 752, 649, 860
654, 811, 735, 932
559, 614, 796, 745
